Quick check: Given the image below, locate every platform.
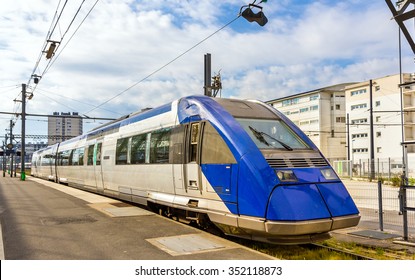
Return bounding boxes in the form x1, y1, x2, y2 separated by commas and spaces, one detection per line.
0, 175, 275, 260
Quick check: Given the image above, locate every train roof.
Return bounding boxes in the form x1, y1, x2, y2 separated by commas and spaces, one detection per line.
85, 96, 280, 138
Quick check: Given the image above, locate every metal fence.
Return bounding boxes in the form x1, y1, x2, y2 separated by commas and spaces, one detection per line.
343, 179, 415, 240
333, 158, 406, 182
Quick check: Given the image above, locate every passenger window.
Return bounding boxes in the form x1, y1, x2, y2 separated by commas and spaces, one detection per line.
116, 138, 129, 165
87, 145, 94, 165
170, 125, 185, 164
95, 143, 102, 165
189, 123, 199, 162
150, 129, 171, 163
202, 122, 236, 164
72, 149, 79, 165
131, 134, 147, 164
68, 150, 74, 165
78, 148, 85, 165
59, 150, 70, 166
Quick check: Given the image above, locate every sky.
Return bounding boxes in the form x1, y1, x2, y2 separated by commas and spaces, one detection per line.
0, 0, 414, 141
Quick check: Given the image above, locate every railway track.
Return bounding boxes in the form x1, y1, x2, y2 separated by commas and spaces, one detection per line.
304, 243, 374, 260
221, 234, 410, 260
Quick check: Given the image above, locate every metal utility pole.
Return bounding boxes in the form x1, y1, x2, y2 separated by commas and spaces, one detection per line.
21, 83, 26, 181
369, 79, 375, 181
9, 120, 14, 177
2, 136, 6, 177
386, 0, 415, 54
204, 53, 212, 97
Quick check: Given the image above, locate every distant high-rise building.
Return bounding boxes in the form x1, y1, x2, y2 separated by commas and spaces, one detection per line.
48, 112, 83, 145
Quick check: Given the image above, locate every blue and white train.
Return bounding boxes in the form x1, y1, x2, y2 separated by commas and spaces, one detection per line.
31, 95, 360, 244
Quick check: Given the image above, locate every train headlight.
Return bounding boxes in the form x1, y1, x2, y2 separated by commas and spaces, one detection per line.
320, 168, 338, 180
276, 170, 298, 182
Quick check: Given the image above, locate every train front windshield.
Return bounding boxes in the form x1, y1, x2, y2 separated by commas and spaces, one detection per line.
236, 118, 310, 150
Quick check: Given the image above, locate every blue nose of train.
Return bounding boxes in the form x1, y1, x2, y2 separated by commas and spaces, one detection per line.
266, 182, 359, 221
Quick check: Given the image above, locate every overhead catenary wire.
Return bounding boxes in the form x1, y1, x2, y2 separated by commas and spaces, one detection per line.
48, 0, 69, 41
7, 0, 101, 137
27, 0, 65, 86
42, 0, 100, 78
82, 13, 242, 116
34, 87, 122, 117
28, 0, 100, 90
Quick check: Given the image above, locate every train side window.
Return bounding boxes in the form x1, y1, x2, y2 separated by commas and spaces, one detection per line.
201, 122, 236, 164
51, 154, 56, 166
72, 149, 80, 165
57, 152, 62, 166
116, 138, 129, 165
131, 134, 147, 164
78, 148, 85, 165
41, 155, 50, 166
60, 150, 70, 166
150, 128, 171, 163
87, 145, 94, 165
170, 125, 185, 164
68, 150, 74, 166
95, 143, 102, 165
189, 123, 200, 162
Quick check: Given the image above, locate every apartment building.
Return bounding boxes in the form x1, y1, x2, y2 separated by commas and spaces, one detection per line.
345, 73, 415, 174
267, 73, 415, 176
267, 83, 354, 162
48, 112, 83, 145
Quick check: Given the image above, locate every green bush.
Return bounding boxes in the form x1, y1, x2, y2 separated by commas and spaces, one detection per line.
391, 176, 401, 187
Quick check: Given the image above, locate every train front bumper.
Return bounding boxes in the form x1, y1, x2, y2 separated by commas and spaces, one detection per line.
208, 182, 361, 244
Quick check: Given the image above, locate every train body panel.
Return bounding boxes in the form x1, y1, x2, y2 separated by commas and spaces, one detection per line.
31, 95, 360, 244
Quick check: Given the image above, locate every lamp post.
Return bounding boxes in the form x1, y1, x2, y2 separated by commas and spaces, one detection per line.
21, 84, 26, 180
240, 1, 268, 26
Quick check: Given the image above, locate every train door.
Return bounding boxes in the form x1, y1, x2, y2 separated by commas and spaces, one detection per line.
171, 125, 185, 192
94, 142, 104, 191
174, 121, 236, 203
184, 122, 203, 195
51, 143, 59, 182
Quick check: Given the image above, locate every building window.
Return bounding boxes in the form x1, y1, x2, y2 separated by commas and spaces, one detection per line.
336, 104, 341, 110
352, 148, 368, 153
351, 118, 368, 124
336, 117, 346, 123
376, 131, 382, 137
310, 105, 318, 111
351, 103, 367, 110
352, 133, 368, 138
375, 101, 381, 107
351, 89, 367, 96
300, 107, 309, 113
310, 94, 319, 101
282, 97, 300, 107
377, 147, 382, 153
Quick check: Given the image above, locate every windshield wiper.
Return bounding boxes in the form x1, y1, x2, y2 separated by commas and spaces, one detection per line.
248, 126, 293, 151
249, 126, 270, 147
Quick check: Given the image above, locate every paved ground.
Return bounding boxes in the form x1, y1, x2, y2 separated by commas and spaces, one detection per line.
0, 175, 274, 260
